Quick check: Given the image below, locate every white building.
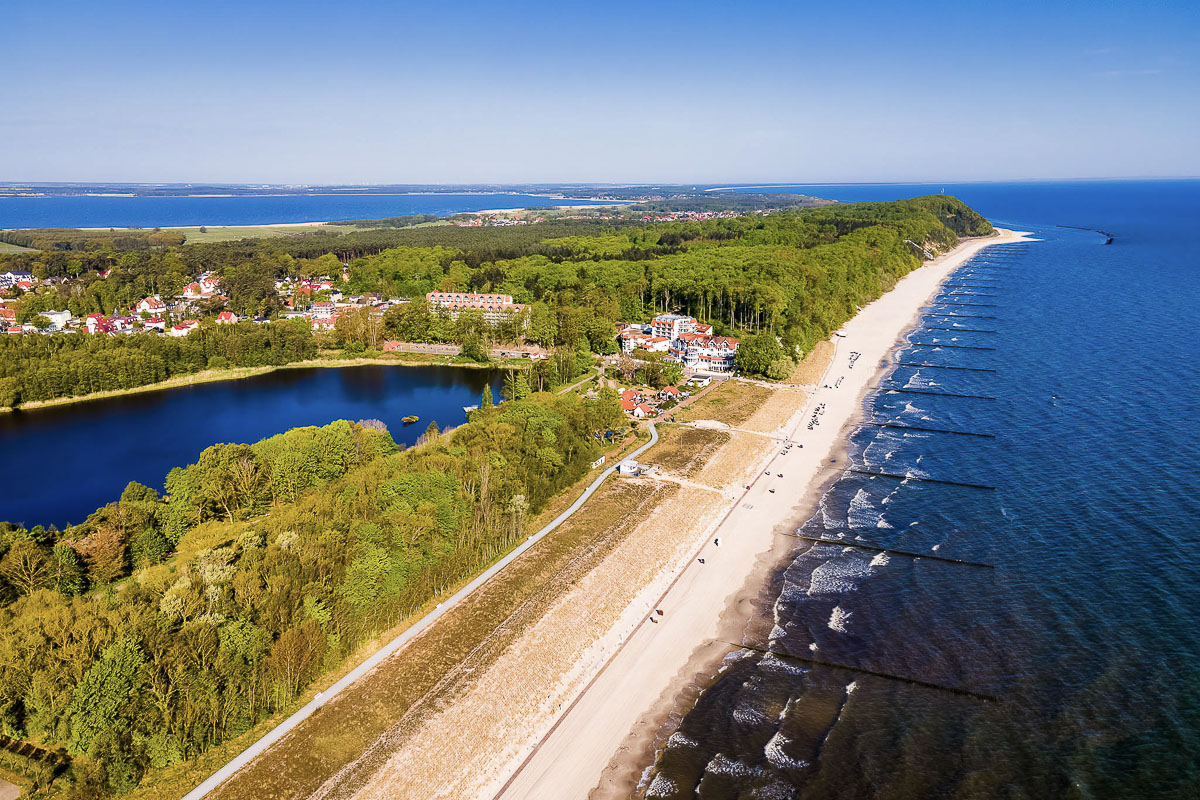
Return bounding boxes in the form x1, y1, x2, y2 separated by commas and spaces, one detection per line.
136, 296, 167, 316
39, 310, 73, 330
0, 271, 35, 290
651, 313, 696, 340
669, 332, 739, 373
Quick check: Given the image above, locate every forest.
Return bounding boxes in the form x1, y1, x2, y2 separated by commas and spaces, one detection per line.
0, 196, 992, 405
0, 388, 627, 797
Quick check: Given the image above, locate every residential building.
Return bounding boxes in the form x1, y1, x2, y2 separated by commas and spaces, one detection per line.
40, 310, 72, 330
618, 328, 671, 353
651, 313, 697, 341
0, 271, 35, 290
135, 296, 167, 316
215, 311, 238, 324
426, 291, 525, 324
668, 332, 740, 372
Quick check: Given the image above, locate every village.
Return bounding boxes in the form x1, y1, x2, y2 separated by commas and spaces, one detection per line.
1, 268, 739, 420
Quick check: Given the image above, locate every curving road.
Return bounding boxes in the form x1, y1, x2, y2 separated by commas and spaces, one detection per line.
181, 423, 659, 800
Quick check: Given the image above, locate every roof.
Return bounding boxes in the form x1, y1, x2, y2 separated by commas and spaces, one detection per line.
621, 399, 636, 411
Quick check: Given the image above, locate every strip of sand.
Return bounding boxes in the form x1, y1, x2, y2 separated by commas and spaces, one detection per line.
494, 228, 1034, 800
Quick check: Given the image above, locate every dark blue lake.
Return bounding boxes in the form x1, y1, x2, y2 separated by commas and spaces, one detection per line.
0, 192, 616, 229
645, 180, 1200, 799
0, 365, 500, 529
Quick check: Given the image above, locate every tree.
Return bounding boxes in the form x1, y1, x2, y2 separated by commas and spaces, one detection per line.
0, 539, 51, 595
67, 636, 146, 755
74, 525, 127, 585
663, 361, 684, 386
734, 332, 784, 376
52, 543, 87, 596
502, 370, 530, 401
481, 384, 494, 409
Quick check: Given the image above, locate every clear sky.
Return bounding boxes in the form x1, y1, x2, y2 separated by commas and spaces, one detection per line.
2, 0, 1197, 184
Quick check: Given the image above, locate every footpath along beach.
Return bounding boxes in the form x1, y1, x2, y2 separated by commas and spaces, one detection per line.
493, 227, 1033, 800
179, 228, 1030, 800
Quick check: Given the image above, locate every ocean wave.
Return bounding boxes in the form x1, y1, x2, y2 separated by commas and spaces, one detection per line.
869, 551, 890, 567
760, 651, 808, 676
807, 554, 873, 596
828, 605, 853, 633
705, 752, 761, 778
644, 773, 677, 798
667, 730, 699, 749
765, 731, 810, 771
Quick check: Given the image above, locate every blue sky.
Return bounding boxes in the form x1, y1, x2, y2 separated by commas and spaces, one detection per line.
2, 0, 1197, 183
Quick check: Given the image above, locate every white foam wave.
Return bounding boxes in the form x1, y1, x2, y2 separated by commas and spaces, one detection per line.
869, 551, 890, 568
828, 605, 852, 633
733, 701, 770, 727
846, 680, 859, 693
645, 773, 677, 798
705, 753, 760, 778
807, 553, 873, 596
765, 731, 810, 770
760, 652, 807, 676
667, 731, 699, 749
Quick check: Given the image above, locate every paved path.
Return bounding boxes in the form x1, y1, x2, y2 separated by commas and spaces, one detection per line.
181, 424, 660, 800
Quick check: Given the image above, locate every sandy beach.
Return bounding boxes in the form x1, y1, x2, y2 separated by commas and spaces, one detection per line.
177, 228, 1031, 800
493, 228, 1033, 800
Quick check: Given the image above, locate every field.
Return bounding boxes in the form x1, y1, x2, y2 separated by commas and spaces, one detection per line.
674, 379, 776, 427
0, 241, 36, 253
168, 223, 363, 244
642, 423, 730, 477
789, 339, 836, 385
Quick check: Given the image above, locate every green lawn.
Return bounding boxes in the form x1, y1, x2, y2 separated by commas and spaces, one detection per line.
0, 241, 36, 253
169, 223, 363, 244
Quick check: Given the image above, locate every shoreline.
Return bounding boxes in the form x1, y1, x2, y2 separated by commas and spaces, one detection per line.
7, 200, 630, 233
493, 228, 1034, 800
0, 354, 512, 415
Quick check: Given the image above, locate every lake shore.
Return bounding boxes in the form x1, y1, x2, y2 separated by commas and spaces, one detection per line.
493, 228, 1034, 800
0, 352, 511, 415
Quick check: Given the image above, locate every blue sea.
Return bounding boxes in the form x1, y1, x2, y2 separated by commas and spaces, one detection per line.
0, 192, 616, 229
643, 180, 1200, 799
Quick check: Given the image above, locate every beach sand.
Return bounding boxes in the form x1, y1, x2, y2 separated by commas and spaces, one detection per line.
492, 228, 1034, 800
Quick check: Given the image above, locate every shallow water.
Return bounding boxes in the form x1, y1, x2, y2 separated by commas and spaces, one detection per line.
643, 181, 1200, 799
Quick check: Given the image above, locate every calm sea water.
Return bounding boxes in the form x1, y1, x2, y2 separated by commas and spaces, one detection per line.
644, 180, 1200, 799
0, 365, 499, 529
0, 192, 615, 229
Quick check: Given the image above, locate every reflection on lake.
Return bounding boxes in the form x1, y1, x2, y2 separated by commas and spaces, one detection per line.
0, 365, 500, 528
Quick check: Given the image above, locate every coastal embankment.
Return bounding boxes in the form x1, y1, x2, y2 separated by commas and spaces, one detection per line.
493, 228, 1033, 800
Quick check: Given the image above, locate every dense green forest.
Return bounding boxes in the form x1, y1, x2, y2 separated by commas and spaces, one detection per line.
1, 196, 992, 404
0, 388, 627, 796
0, 321, 316, 407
